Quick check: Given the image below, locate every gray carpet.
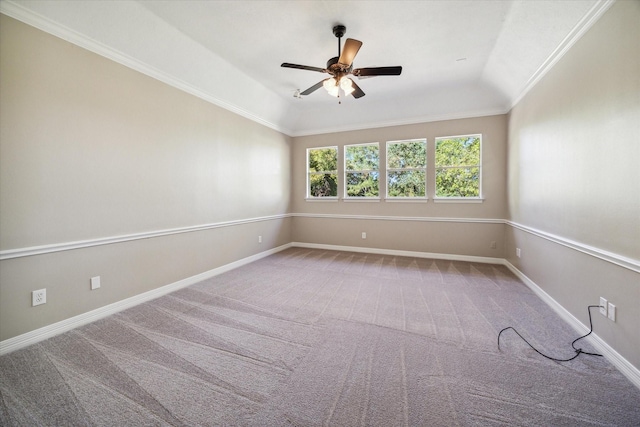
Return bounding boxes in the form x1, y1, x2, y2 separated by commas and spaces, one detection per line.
1, 248, 639, 426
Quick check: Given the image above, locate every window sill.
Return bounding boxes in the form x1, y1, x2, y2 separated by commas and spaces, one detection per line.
384, 197, 428, 203
305, 197, 339, 202
343, 198, 381, 203
433, 198, 484, 204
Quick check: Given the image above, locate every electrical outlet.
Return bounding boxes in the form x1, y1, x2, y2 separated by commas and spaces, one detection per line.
599, 297, 607, 316
361, 232, 367, 239
91, 276, 101, 290
258, 235, 262, 244
516, 248, 521, 258
32, 289, 46, 306
607, 302, 616, 322
490, 241, 497, 249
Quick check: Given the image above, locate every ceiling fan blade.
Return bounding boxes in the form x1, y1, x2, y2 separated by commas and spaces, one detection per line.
350, 79, 365, 99
338, 38, 363, 67
300, 79, 327, 96
281, 63, 327, 73
353, 66, 402, 77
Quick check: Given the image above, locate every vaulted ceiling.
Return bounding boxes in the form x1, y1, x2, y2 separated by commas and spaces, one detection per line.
1, 0, 611, 136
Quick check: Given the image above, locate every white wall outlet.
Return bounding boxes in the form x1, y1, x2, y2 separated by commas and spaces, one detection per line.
490, 241, 497, 249
516, 248, 521, 258
258, 235, 262, 244
32, 289, 46, 306
91, 276, 101, 290
361, 232, 367, 239
599, 297, 607, 316
607, 302, 616, 322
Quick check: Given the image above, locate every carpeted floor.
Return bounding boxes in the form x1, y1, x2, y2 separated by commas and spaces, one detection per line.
1, 248, 639, 426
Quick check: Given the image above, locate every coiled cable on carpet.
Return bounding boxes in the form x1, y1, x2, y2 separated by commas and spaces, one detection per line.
498, 305, 603, 362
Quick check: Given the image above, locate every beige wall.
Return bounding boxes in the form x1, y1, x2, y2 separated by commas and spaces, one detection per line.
291, 115, 509, 258
506, 1, 640, 368
0, 15, 292, 340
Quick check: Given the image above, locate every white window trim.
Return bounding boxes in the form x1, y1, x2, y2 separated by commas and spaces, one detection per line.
385, 138, 427, 199
343, 198, 381, 203
384, 197, 429, 203
433, 197, 484, 204
305, 197, 339, 202
306, 145, 338, 199
434, 134, 482, 199
344, 142, 380, 200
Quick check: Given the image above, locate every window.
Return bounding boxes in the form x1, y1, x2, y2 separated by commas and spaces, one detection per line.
307, 146, 338, 198
435, 135, 481, 198
345, 143, 379, 198
386, 139, 427, 198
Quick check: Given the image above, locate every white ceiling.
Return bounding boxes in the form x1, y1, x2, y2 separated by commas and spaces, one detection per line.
2, 0, 611, 136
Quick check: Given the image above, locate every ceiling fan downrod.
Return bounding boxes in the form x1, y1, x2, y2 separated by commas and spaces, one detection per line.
333, 25, 346, 59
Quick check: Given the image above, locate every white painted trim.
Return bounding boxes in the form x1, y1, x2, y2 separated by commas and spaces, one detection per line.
0, 243, 293, 356
0, 1, 293, 137
3, 213, 636, 275
342, 198, 382, 203
511, 0, 615, 109
305, 198, 339, 202
507, 220, 640, 274
502, 260, 640, 391
291, 242, 502, 265
433, 198, 484, 204
292, 213, 503, 224
384, 198, 429, 203
0, 214, 289, 260
292, 214, 639, 273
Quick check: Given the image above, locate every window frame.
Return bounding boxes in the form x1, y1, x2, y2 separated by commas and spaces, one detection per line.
433, 133, 482, 201
306, 145, 339, 200
385, 138, 428, 201
344, 142, 380, 200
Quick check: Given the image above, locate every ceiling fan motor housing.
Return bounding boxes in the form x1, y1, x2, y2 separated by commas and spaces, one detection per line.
326, 57, 350, 81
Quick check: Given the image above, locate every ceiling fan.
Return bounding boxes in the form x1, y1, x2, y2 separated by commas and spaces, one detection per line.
281, 25, 402, 100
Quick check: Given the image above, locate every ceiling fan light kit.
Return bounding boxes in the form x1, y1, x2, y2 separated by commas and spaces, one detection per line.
281, 24, 402, 101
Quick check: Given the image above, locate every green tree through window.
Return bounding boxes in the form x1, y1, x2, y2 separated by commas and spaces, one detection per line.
435, 135, 481, 197
387, 140, 426, 197
308, 147, 338, 197
345, 143, 379, 197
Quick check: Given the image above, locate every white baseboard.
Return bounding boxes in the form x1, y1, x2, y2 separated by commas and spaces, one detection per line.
291, 242, 503, 265
0, 243, 292, 356
502, 260, 640, 390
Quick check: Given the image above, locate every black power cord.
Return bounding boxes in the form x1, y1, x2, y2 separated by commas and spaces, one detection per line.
498, 305, 603, 362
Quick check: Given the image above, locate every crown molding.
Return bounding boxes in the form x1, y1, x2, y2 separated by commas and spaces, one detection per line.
511, 0, 615, 109
0, 1, 293, 136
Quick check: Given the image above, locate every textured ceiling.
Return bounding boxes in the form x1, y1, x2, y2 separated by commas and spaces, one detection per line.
2, 0, 609, 136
